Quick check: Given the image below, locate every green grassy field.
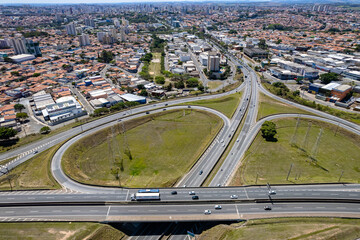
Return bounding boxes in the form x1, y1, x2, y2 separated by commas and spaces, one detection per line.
257, 93, 313, 120
0, 144, 61, 191
199, 218, 360, 240
183, 92, 243, 118
63, 109, 222, 188
231, 118, 360, 185
0, 222, 125, 240
207, 81, 223, 90
149, 52, 162, 78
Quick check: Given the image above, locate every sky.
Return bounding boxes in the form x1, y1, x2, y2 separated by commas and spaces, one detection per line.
2, 0, 225, 4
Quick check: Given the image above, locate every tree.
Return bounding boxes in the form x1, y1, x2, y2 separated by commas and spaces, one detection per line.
16, 112, 28, 122
14, 104, 25, 112
40, 126, 51, 134
186, 78, 199, 88
228, 29, 237, 34
98, 50, 114, 63
11, 71, 20, 76
32, 72, 41, 77
198, 84, 205, 92
137, 84, 145, 90
139, 89, 148, 97
0, 127, 17, 140
174, 81, 185, 89
320, 72, 340, 84
260, 121, 277, 141
93, 107, 109, 116
155, 76, 165, 84
165, 83, 173, 91
258, 39, 268, 50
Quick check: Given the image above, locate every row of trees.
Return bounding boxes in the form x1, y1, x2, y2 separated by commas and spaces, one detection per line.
93, 101, 140, 117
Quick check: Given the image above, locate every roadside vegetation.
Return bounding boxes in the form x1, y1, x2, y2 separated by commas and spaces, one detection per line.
183, 91, 243, 118
0, 222, 126, 240
62, 109, 222, 188
0, 143, 61, 190
257, 93, 314, 120
262, 81, 360, 124
199, 218, 360, 240
231, 118, 360, 185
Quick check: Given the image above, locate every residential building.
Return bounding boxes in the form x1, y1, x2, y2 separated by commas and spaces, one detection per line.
78, 34, 91, 47
65, 22, 77, 35
84, 18, 95, 28
208, 52, 220, 72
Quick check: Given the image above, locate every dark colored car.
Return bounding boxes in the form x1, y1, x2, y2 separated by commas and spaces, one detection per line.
171, 191, 177, 195
192, 195, 199, 200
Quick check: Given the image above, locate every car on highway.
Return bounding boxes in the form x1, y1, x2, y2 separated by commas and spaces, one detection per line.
192, 195, 199, 200
171, 191, 177, 195
188, 106, 191, 108
163, 109, 166, 111
236, 138, 239, 142
165, 104, 168, 106
189, 191, 195, 195
33, 150, 38, 154
264, 206, 272, 211
269, 190, 276, 195
214, 205, 222, 210
204, 209, 211, 215
146, 111, 150, 114
230, 195, 238, 199
199, 170, 203, 175
217, 184, 221, 187
220, 139, 224, 143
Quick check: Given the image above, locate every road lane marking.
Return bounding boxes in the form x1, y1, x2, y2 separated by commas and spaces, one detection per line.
244, 189, 249, 199
106, 206, 111, 216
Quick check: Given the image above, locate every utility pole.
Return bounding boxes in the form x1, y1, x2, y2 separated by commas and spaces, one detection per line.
286, 163, 293, 181
290, 116, 300, 146
301, 122, 312, 151
311, 128, 323, 160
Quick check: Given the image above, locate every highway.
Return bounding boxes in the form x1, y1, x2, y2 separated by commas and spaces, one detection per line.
0, 83, 244, 178
0, 202, 359, 222
0, 34, 359, 240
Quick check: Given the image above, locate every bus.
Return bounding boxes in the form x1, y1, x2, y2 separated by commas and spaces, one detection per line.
138, 189, 159, 193
131, 192, 160, 201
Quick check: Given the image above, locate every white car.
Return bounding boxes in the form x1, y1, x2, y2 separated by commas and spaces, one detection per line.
189, 191, 195, 195
204, 209, 211, 215
269, 190, 276, 195
214, 205, 222, 210
230, 195, 238, 199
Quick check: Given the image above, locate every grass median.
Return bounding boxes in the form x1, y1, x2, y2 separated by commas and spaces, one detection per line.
62, 109, 222, 188
183, 91, 243, 119
231, 117, 360, 185
257, 93, 314, 120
